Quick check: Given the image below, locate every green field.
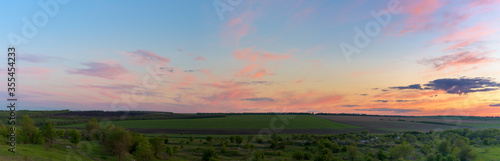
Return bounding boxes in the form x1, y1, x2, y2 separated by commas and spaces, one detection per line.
475, 146, 500, 161
0, 142, 95, 161
61, 115, 360, 129
462, 123, 500, 128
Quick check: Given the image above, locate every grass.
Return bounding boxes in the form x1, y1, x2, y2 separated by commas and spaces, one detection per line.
475, 146, 500, 161
462, 123, 500, 128
0, 143, 94, 161
61, 115, 360, 129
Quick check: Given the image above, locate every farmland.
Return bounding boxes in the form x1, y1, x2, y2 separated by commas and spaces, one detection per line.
61, 115, 358, 129
315, 114, 500, 133
3, 111, 500, 160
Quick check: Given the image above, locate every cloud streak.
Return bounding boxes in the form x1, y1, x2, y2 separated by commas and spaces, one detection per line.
68, 62, 128, 80
355, 108, 420, 113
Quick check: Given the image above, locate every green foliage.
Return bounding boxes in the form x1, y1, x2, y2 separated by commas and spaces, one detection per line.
55, 129, 65, 138
235, 135, 244, 144
133, 139, 154, 161
83, 118, 100, 141
19, 115, 42, 144
40, 121, 57, 147
67, 129, 81, 144
292, 150, 304, 160
438, 140, 451, 155
252, 150, 265, 161
389, 141, 414, 159
457, 145, 476, 161
421, 143, 433, 155
304, 152, 312, 160
202, 147, 218, 161
149, 136, 166, 158
346, 145, 359, 161
206, 136, 214, 143
377, 149, 389, 160
105, 127, 132, 161
166, 146, 177, 156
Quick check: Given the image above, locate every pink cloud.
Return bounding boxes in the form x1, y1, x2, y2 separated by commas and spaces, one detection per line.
234, 64, 273, 78
124, 50, 170, 64
67, 62, 128, 80
418, 50, 497, 71
232, 47, 292, 62
201, 68, 217, 79
195, 56, 206, 61
22, 67, 52, 76
222, 8, 260, 46
293, 7, 313, 21
398, 0, 445, 34
435, 24, 497, 43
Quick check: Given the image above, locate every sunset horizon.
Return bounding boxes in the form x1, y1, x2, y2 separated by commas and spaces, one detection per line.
2, 0, 500, 116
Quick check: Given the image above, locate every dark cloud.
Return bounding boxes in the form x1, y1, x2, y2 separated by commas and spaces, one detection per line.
360, 94, 368, 96
243, 108, 260, 111
183, 69, 200, 73
341, 105, 359, 107
385, 77, 500, 95
250, 81, 274, 85
374, 100, 389, 103
159, 67, 175, 72
425, 77, 500, 95
395, 100, 414, 102
390, 84, 423, 90
355, 108, 420, 113
241, 97, 275, 102
372, 88, 379, 90
490, 104, 500, 107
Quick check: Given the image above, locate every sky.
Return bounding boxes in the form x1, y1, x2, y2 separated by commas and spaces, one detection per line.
1, 0, 500, 116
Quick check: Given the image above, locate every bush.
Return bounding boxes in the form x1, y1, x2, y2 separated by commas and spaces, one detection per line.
252, 150, 265, 161
304, 153, 313, 160
104, 127, 132, 161
68, 129, 81, 145
149, 136, 166, 158
292, 150, 304, 160
202, 147, 218, 161
133, 139, 154, 161
206, 136, 214, 143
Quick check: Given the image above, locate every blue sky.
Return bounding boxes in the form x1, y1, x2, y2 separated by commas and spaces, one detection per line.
1, 0, 500, 115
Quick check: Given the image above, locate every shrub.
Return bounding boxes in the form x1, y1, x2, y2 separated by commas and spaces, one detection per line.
202, 147, 218, 161
67, 129, 81, 145
292, 150, 304, 160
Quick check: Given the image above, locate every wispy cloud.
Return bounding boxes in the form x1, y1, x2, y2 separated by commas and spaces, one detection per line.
418, 51, 497, 72
390, 84, 423, 90
67, 62, 128, 80
19, 54, 59, 63
241, 97, 275, 102
341, 104, 359, 107
232, 47, 292, 62
355, 108, 420, 113
124, 50, 170, 64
